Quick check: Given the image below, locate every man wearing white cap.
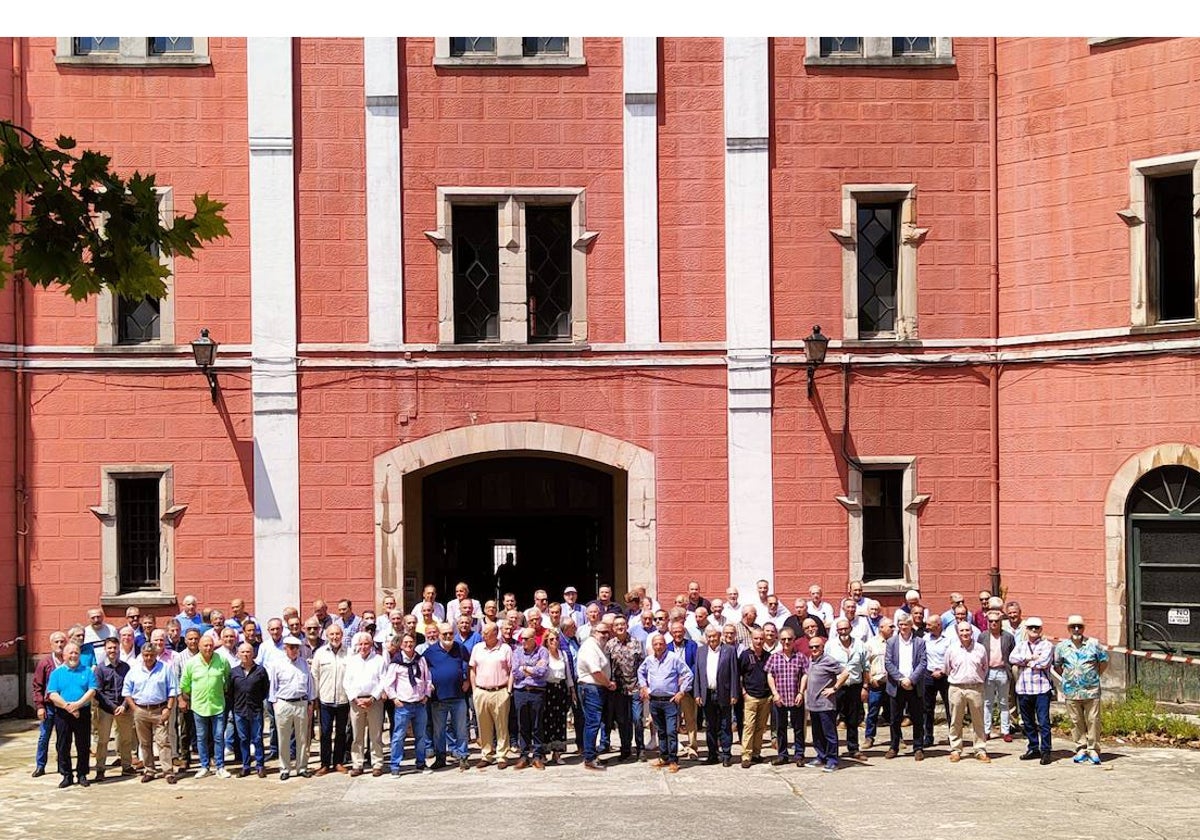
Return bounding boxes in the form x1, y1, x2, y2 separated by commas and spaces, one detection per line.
892, 589, 921, 624
562, 587, 587, 629
1009, 616, 1054, 764
1053, 614, 1108, 765
267, 635, 316, 780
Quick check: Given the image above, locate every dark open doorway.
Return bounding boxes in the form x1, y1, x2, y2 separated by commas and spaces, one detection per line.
408, 455, 621, 607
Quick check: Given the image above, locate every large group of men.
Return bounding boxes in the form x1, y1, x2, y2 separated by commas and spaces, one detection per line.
30, 578, 1111, 789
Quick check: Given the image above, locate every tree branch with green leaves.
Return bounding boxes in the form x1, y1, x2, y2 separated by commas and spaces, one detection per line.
0, 121, 229, 302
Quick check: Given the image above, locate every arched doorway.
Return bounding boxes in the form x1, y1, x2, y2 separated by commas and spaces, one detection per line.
418, 455, 616, 604
374, 422, 656, 610
1126, 465, 1200, 656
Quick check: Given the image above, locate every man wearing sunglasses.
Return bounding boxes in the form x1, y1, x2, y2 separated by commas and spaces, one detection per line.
800, 636, 851, 772
1009, 617, 1054, 764
1053, 615, 1108, 765
979, 610, 1015, 743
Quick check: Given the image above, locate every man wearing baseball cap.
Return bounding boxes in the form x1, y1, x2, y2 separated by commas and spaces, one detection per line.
562, 586, 587, 629
1053, 615, 1108, 765
1009, 617, 1054, 764
267, 635, 316, 780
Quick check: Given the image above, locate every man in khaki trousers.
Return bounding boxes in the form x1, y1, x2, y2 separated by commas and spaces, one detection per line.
93, 637, 134, 779
943, 622, 990, 763
122, 640, 178, 783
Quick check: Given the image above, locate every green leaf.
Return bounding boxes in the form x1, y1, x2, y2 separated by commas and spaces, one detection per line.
54, 135, 76, 150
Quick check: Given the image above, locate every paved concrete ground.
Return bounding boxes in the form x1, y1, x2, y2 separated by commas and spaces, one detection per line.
2, 717, 1199, 840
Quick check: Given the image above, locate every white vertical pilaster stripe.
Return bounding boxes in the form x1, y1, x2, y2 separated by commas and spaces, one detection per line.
248, 37, 300, 620
723, 37, 775, 594
623, 37, 660, 344
365, 37, 404, 347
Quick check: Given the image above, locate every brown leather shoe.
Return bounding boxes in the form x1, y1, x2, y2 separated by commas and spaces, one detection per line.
914, 750, 925, 762
165, 774, 178, 785
514, 758, 529, 770
884, 749, 898, 759
349, 768, 363, 777
976, 752, 991, 763
140, 773, 154, 783
315, 767, 329, 777
372, 767, 384, 777
256, 768, 266, 778
497, 758, 509, 770
583, 760, 606, 771
651, 758, 667, 768
532, 758, 545, 770
335, 764, 347, 773
949, 752, 961, 762
667, 763, 680, 773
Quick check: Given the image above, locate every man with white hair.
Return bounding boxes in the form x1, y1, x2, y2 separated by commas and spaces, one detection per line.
343, 631, 388, 776
422, 622, 471, 771
724, 586, 743, 618
410, 584, 446, 622
469, 622, 515, 770
884, 612, 927, 760
735, 604, 759, 649
638, 631, 693, 772
944, 620, 989, 763
1010, 616, 1054, 764
864, 600, 884, 638
863, 617, 893, 749
893, 589, 922, 624
805, 585, 834, 629
267, 634, 316, 781
1054, 614, 1108, 765
311, 624, 350, 775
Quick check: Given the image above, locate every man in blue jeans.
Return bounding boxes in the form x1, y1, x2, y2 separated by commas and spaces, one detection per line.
382, 633, 432, 776
423, 622, 471, 771
31, 631, 67, 777
575, 623, 614, 771
1009, 617, 1055, 765
229, 643, 269, 777
637, 632, 693, 772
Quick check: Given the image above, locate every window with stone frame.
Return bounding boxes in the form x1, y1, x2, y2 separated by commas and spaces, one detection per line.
91, 465, 183, 606
1125, 152, 1200, 329
434, 37, 585, 67
838, 457, 929, 592
806, 37, 953, 67
426, 188, 596, 346
57, 37, 210, 67
861, 469, 904, 582
832, 184, 924, 341
94, 187, 175, 347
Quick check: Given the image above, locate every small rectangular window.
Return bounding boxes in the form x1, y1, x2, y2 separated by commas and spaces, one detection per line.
449, 37, 496, 56
452, 204, 500, 344
820, 37, 862, 57
862, 470, 904, 582
117, 295, 162, 344
526, 206, 573, 342
117, 476, 161, 593
893, 37, 935, 56
857, 202, 901, 335
149, 37, 195, 55
523, 37, 568, 56
1150, 173, 1196, 322
74, 37, 119, 55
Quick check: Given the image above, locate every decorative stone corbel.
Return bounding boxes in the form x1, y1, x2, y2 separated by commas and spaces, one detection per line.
905, 493, 931, 513
1116, 208, 1142, 226
89, 504, 114, 523
829, 228, 855, 247
501, 196, 521, 250
901, 224, 929, 246
161, 503, 188, 523
423, 229, 449, 248
835, 495, 861, 512
574, 230, 600, 250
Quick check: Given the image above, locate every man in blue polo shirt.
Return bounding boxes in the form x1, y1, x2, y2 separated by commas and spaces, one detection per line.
46, 642, 99, 789
424, 621, 471, 771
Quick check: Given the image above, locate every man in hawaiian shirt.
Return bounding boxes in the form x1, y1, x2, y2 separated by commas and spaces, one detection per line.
1053, 614, 1108, 765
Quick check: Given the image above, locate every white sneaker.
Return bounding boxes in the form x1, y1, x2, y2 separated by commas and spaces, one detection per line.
216, 768, 232, 779
194, 767, 212, 779
421, 767, 433, 775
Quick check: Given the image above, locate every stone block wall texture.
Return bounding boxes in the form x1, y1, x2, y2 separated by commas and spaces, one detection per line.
296, 366, 730, 607
400, 37, 625, 344
997, 37, 1200, 336
771, 37, 994, 343
19, 37, 251, 347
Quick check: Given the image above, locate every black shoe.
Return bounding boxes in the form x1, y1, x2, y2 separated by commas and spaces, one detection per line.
58, 777, 72, 788
1019, 750, 1039, 761
77, 776, 90, 788
32, 767, 45, 778
771, 755, 789, 766
617, 752, 635, 763
1040, 753, 1053, 765
704, 756, 720, 765
750, 755, 764, 764
431, 757, 447, 770
721, 757, 732, 767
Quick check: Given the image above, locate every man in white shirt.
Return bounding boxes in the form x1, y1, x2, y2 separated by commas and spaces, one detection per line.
575, 623, 614, 771
806, 585, 835, 629
342, 631, 387, 777
410, 585, 446, 622
723, 587, 743, 619
753, 579, 773, 616
267, 636, 316, 780
893, 589, 922, 624
763, 594, 791, 624
840, 598, 871, 644
445, 581, 484, 628
83, 608, 118, 660
310, 625, 350, 775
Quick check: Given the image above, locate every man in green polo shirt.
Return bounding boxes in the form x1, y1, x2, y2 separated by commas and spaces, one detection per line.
180, 635, 231, 778
47, 642, 99, 789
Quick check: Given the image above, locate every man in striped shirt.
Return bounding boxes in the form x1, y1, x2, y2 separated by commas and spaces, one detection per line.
1009, 617, 1054, 764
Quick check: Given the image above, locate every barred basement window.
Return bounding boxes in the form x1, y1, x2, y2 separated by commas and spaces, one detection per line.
117, 476, 162, 592
820, 37, 862, 57
452, 204, 501, 343
57, 37, 210, 67
149, 37, 195, 55
893, 37, 934, 56
434, 38, 585, 68
74, 37, 119, 55
806, 37, 954, 67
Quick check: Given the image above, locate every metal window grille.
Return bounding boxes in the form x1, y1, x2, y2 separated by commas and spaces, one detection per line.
819, 37, 862, 57
525, 206, 573, 342
449, 37, 496, 56
862, 470, 904, 581
452, 204, 500, 343
856, 203, 900, 334
74, 37, 119, 55
892, 37, 935, 56
522, 38, 568, 56
117, 295, 161, 344
117, 476, 161, 592
149, 37, 195, 55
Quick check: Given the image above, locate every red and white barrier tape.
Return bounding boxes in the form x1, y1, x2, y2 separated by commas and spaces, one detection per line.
1047, 635, 1200, 667
0, 635, 25, 650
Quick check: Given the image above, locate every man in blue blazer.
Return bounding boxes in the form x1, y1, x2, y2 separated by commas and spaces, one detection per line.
693, 625, 740, 767
884, 612, 927, 759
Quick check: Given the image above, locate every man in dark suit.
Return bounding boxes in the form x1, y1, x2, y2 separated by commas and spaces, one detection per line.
693, 625, 740, 767
884, 612, 927, 760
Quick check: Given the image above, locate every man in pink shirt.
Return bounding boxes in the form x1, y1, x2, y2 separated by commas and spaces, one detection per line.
944, 621, 990, 763
468, 622, 514, 769
380, 633, 432, 776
